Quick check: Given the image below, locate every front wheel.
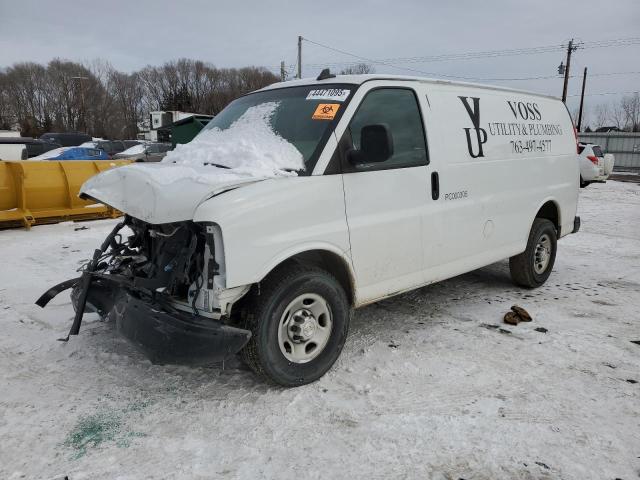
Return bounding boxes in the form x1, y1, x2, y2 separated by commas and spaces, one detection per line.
509, 218, 557, 288
240, 265, 351, 386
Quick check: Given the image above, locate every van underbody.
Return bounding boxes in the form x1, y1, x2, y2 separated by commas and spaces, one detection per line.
36, 216, 252, 364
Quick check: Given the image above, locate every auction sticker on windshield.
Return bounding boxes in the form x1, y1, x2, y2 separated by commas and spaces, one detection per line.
306, 89, 350, 102
312, 103, 340, 120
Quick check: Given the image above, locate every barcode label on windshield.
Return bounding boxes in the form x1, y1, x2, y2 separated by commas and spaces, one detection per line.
306, 89, 350, 102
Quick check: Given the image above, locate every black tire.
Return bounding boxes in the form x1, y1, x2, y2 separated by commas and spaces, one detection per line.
580, 176, 589, 188
509, 218, 557, 288
239, 264, 351, 387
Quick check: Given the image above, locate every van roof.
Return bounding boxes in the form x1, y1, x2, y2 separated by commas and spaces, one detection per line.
258, 74, 560, 100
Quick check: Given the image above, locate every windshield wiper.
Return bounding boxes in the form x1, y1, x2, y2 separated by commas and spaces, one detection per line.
203, 162, 231, 169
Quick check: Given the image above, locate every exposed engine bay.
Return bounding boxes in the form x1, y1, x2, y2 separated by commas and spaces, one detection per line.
36, 216, 252, 364
91, 217, 219, 315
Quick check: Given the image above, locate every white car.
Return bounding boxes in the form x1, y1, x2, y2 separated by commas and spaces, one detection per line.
578, 142, 614, 187
38, 73, 580, 386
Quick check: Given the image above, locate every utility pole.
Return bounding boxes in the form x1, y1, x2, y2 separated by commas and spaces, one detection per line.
280, 61, 286, 82
577, 67, 588, 131
561, 39, 578, 103
297, 36, 302, 79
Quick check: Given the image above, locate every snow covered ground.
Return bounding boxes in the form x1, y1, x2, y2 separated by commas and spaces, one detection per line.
1, 181, 639, 479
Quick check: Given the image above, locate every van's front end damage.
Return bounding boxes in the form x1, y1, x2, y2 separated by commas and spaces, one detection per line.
36, 216, 251, 364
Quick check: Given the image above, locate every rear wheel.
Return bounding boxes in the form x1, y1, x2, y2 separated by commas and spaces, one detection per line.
509, 218, 557, 288
240, 265, 350, 386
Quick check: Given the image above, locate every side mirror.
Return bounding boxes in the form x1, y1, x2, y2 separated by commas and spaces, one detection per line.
347, 124, 393, 165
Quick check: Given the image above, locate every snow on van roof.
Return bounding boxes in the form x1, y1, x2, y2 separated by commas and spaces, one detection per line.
258, 74, 561, 100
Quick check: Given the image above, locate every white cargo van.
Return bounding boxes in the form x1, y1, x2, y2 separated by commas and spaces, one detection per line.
38, 73, 580, 386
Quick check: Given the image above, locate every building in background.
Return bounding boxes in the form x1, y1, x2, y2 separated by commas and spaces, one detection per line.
140, 111, 208, 142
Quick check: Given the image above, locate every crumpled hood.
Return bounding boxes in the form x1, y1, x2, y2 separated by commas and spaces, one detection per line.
80, 163, 268, 224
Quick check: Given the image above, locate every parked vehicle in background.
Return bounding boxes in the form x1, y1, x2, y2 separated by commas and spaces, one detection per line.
81, 140, 127, 157
0, 130, 22, 137
25, 139, 62, 158
123, 140, 142, 149
40, 132, 92, 147
0, 138, 28, 160
113, 142, 172, 162
32, 146, 110, 161
0, 137, 63, 160
578, 143, 614, 187
39, 74, 581, 386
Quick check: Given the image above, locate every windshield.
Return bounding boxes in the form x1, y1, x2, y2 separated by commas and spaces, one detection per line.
176, 84, 354, 174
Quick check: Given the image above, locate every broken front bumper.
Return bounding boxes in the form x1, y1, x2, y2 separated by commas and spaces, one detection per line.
37, 276, 251, 365
111, 292, 251, 365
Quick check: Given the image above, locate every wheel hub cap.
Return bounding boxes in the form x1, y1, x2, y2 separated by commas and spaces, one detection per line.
278, 293, 333, 364
288, 309, 317, 342
534, 233, 552, 274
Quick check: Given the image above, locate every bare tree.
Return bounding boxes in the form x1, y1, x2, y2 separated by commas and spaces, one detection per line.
608, 102, 626, 131
620, 93, 640, 132
594, 104, 610, 129
0, 58, 279, 139
339, 63, 375, 75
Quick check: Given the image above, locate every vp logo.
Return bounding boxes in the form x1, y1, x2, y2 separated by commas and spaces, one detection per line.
458, 96, 487, 158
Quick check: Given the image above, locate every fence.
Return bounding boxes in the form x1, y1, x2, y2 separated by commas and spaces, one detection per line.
578, 132, 640, 169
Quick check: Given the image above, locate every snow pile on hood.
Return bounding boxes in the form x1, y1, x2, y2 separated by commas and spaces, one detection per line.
78, 102, 305, 222
162, 102, 304, 176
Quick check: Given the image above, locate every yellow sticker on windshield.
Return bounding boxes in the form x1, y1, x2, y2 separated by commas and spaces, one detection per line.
312, 103, 340, 120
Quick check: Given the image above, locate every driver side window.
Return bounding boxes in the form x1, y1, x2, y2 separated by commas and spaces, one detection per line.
343, 88, 428, 171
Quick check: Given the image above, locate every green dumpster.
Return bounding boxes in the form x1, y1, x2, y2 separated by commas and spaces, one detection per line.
171, 115, 214, 148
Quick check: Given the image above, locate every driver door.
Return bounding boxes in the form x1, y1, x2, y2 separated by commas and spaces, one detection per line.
339, 87, 431, 303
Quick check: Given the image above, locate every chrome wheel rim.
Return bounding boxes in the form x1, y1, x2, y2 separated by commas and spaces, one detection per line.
534, 233, 552, 274
278, 293, 333, 363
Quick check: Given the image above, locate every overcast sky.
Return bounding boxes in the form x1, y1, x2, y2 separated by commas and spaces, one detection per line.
1, 0, 639, 120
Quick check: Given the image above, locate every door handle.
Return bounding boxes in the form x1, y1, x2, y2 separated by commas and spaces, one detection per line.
431, 171, 439, 200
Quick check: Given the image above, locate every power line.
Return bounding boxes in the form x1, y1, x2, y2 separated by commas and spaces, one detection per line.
300, 37, 495, 80
478, 71, 640, 82
297, 36, 640, 82
568, 90, 639, 97
295, 36, 640, 71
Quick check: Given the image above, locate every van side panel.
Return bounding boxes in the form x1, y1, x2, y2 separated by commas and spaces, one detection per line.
419, 85, 578, 280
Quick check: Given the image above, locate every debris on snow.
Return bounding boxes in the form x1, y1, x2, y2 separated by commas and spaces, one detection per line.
503, 305, 533, 325
534, 327, 549, 333
511, 305, 532, 322
480, 323, 500, 330
503, 312, 520, 325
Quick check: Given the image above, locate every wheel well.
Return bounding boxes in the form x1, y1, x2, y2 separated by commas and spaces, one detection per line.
275, 250, 355, 306
536, 201, 560, 234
